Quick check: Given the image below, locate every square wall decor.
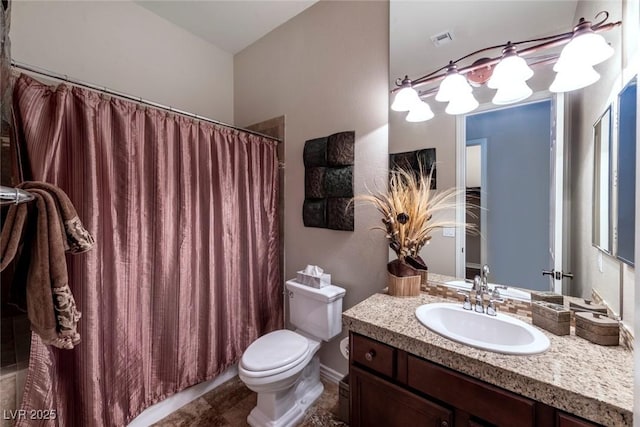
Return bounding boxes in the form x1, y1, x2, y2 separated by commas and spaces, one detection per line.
389, 148, 436, 189
303, 131, 354, 231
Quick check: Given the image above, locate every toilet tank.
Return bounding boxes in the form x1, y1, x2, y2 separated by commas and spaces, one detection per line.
285, 280, 346, 341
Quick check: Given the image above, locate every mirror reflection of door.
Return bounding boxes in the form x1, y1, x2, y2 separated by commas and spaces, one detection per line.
465, 140, 485, 280
459, 99, 559, 292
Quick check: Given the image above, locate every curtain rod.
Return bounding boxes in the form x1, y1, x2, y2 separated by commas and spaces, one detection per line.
11, 60, 282, 143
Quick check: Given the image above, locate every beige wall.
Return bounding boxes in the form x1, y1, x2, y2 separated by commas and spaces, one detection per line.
569, 0, 637, 332
10, 1, 234, 123
234, 0, 389, 375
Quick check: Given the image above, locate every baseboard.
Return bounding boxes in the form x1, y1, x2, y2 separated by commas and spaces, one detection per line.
128, 364, 238, 426
320, 363, 345, 384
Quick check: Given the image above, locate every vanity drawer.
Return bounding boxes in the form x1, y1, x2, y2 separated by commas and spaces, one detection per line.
351, 333, 396, 378
557, 412, 600, 427
407, 355, 536, 427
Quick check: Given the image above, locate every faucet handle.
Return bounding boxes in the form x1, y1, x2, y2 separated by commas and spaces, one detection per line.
487, 298, 502, 316
457, 291, 472, 310
490, 285, 507, 299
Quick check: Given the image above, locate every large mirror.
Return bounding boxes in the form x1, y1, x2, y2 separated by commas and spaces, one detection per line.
389, 0, 636, 321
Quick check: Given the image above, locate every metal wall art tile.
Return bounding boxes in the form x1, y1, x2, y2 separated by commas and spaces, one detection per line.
303, 131, 355, 231
389, 148, 437, 189
327, 198, 354, 231
302, 199, 327, 228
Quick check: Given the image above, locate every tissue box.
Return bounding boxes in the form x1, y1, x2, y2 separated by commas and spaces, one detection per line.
296, 271, 331, 288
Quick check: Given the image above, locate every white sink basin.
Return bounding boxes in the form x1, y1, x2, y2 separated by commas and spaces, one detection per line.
415, 303, 550, 355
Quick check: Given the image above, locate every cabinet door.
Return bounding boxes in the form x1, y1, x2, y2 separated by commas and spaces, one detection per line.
557, 412, 601, 427
407, 355, 536, 427
351, 365, 453, 427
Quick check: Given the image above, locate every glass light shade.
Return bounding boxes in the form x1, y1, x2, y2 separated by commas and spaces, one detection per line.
555, 31, 614, 70
445, 92, 479, 115
549, 64, 600, 92
391, 86, 421, 112
492, 81, 533, 105
435, 73, 472, 102
406, 101, 434, 122
487, 56, 534, 89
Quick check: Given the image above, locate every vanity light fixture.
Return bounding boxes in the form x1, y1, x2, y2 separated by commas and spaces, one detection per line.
391, 11, 621, 122
406, 100, 435, 122
390, 76, 422, 111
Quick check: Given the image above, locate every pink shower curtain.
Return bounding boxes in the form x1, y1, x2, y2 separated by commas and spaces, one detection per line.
12, 74, 282, 426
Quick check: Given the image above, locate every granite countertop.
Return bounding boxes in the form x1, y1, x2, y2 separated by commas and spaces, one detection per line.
342, 291, 633, 426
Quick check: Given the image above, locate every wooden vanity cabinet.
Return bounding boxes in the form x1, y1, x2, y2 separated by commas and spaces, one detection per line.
349, 332, 602, 427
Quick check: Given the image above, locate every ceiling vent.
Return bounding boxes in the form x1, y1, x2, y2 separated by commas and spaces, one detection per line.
430, 31, 454, 47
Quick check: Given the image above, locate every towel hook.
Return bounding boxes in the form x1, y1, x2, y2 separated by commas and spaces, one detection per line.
14, 188, 19, 205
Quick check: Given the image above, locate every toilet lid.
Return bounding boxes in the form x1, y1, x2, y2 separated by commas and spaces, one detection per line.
242, 330, 309, 372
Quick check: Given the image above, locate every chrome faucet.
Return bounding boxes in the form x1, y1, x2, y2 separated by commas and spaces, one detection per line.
471, 265, 492, 313
472, 275, 486, 313
481, 264, 490, 289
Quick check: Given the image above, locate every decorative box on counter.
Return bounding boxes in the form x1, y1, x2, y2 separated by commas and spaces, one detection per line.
532, 301, 571, 336
530, 291, 564, 305
575, 312, 619, 346
296, 265, 331, 288
569, 299, 607, 314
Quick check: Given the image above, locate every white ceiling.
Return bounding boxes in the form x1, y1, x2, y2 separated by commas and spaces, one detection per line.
391, 1, 581, 86
136, 0, 319, 55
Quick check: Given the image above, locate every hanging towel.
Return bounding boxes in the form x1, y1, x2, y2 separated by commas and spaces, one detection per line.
21, 181, 94, 253
0, 181, 93, 349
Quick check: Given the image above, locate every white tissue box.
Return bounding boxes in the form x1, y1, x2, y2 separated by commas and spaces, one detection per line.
296, 271, 331, 288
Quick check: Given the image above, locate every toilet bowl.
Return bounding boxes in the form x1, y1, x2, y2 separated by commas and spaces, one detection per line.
239, 280, 346, 427
239, 330, 322, 427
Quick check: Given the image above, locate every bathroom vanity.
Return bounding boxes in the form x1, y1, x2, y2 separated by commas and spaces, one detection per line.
343, 292, 633, 427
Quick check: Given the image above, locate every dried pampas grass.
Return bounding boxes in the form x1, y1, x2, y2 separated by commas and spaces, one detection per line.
355, 167, 474, 261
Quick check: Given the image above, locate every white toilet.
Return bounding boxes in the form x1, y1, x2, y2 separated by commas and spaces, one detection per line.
239, 279, 346, 427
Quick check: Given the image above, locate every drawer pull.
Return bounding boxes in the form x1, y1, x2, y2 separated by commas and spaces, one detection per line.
365, 350, 376, 362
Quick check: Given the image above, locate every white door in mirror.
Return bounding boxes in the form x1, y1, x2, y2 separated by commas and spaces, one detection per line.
415, 303, 550, 355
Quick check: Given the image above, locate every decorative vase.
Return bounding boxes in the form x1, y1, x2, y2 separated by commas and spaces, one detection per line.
387, 272, 421, 296
405, 255, 428, 288
386, 259, 421, 297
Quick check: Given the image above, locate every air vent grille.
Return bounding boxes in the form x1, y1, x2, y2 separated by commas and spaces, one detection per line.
430, 31, 454, 47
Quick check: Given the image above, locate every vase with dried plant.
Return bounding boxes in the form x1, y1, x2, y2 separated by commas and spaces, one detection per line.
355, 167, 473, 297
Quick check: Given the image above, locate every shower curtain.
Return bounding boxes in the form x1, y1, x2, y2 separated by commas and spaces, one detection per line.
12, 74, 282, 426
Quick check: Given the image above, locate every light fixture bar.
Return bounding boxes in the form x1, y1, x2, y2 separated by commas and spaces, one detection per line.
391, 19, 621, 94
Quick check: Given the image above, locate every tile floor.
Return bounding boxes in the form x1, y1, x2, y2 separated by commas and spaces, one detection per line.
153, 377, 348, 427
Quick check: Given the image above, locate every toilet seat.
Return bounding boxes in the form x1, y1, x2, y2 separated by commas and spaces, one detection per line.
240, 330, 310, 378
